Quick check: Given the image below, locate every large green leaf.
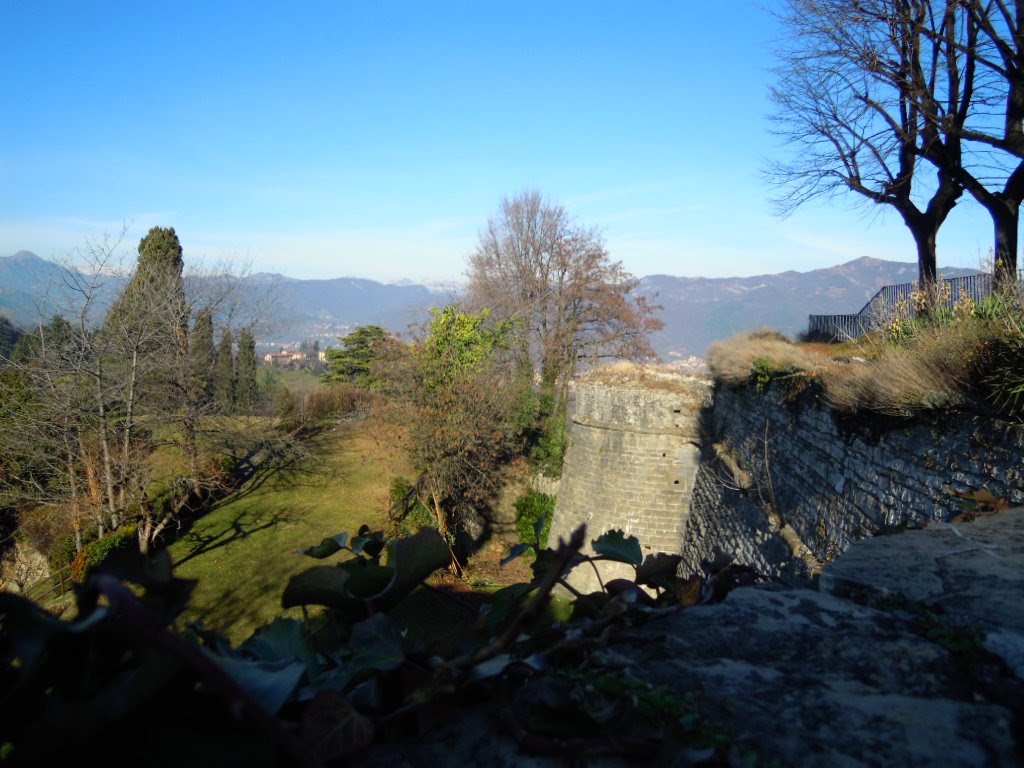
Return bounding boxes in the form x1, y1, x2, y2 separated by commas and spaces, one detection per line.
210, 654, 305, 715
378, 527, 450, 609
592, 529, 642, 566
635, 553, 683, 589
299, 532, 349, 559
482, 583, 534, 634
337, 561, 396, 600
283, 529, 448, 613
349, 527, 386, 559
281, 566, 352, 610
349, 614, 404, 672
240, 618, 319, 676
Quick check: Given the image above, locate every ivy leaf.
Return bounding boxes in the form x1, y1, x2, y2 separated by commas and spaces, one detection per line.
592, 529, 643, 566
210, 654, 305, 715
299, 532, 349, 559
350, 532, 386, 560
471, 653, 514, 681
240, 618, 319, 676
300, 690, 375, 763
378, 527, 450, 609
482, 583, 533, 634
350, 614, 404, 672
636, 553, 683, 589
338, 560, 397, 600
282, 566, 352, 609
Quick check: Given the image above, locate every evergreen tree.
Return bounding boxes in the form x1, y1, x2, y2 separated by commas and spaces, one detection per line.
107, 226, 186, 335
324, 325, 391, 387
235, 328, 258, 412
215, 328, 235, 411
189, 309, 215, 408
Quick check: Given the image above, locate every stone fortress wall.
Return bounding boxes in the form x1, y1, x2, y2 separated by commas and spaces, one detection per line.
550, 366, 1024, 585
680, 382, 1024, 579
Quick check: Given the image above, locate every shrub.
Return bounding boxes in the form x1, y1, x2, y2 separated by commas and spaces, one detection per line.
47, 530, 84, 571
21, 506, 76, 564
388, 476, 434, 537
514, 491, 555, 549
981, 313, 1024, 415
530, 407, 568, 478
70, 525, 138, 581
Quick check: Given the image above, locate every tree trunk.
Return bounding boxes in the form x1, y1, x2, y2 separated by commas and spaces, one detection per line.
909, 220, 938, 289
93, 358, 119, 530
990, 197, 1020, 289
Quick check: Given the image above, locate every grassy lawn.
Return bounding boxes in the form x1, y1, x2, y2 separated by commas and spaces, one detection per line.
170, 420, 408, 642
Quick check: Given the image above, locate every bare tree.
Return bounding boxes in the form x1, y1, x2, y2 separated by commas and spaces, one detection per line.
772, 0, 1024, 287
467, 190, 661, 399
769, 0, 967, 287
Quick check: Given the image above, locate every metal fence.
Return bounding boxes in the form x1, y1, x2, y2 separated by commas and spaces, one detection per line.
806, 271, 1018, 342
21, 562, 73, 603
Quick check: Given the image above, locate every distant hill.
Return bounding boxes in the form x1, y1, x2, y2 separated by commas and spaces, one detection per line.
0, 251, 979, 357
0, 252, 444, 345
0, 251, 82, 325
639, 257, 978, 360
264, 274, 446, 342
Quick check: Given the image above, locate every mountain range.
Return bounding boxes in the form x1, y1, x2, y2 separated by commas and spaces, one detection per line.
0, 251, 976, 359
639, 258, 977, 360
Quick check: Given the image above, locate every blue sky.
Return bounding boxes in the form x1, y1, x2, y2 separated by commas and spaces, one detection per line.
0, 1, 997, 282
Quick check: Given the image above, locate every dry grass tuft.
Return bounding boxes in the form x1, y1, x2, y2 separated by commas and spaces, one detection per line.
580, 361, 711, 394
707, 329, 830, 386
821, 321, 993, 415
707, 317, 1017, 417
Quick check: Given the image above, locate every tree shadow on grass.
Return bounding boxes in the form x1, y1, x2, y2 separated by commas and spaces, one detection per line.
215, 430, 350, 510
183, 582, 293, 643
174, 507, 293, 568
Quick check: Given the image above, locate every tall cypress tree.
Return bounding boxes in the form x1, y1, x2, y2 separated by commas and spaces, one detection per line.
107, 226, 185, 334
235, 328, 258, 413
214, 328, 235, 411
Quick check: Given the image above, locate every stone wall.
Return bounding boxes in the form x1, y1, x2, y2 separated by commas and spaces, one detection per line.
680, 381, 1024, 579
550, 373, 712, 591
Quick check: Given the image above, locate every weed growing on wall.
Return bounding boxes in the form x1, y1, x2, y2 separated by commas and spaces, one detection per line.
513, 490, 555, 549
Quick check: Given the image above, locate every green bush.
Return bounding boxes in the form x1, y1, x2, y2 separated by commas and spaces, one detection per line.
47, 531, 84, 571
528, 393, 568, 478
80, 524, 138, 570
47, 523, 138, 579
388, 476, 434, 536
752, 357, 774, 392
514, 491, 555, 549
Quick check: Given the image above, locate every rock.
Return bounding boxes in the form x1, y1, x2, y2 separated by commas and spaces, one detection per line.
612, 586, 1017, 767
821, 508, 1024, 678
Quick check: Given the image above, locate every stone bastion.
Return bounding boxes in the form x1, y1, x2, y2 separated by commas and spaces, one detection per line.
548, 366, 713, 592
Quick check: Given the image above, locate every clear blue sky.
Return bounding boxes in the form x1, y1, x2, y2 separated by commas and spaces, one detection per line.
0, 0, 996, 282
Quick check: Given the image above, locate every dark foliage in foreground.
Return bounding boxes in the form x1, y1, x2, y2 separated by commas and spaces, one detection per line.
0, 522, 760, 765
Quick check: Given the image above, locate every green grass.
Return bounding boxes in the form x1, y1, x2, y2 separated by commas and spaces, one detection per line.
170, 421, 406, 642
263, 366, 321, 392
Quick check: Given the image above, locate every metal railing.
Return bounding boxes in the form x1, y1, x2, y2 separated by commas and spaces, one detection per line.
807, 271, 1020, 342
22, 562, 74, 603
